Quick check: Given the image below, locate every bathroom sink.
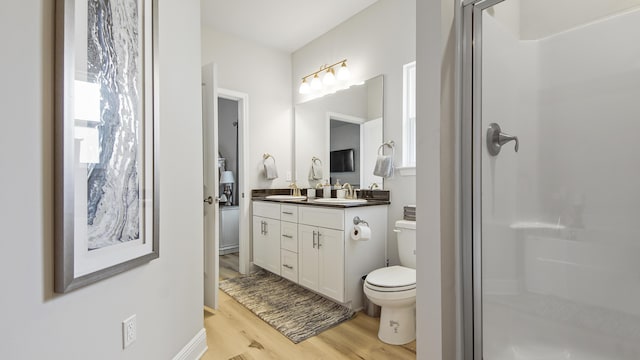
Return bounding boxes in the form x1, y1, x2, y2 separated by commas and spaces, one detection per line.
313, 198, 367, 205
265, 195, 307, 201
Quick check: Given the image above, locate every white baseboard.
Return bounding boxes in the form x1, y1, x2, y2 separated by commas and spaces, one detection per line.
172, 328, 207, 360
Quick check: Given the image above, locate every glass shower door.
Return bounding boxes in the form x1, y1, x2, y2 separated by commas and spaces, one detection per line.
470, 0, 640, 359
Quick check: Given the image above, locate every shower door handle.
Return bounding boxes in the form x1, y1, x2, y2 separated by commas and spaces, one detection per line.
487, 123, 519, 156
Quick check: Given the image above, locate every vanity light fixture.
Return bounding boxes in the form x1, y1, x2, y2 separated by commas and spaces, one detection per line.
298, 59, 350, 94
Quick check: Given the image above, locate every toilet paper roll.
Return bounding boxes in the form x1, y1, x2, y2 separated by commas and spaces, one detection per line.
351, 224, 371, 241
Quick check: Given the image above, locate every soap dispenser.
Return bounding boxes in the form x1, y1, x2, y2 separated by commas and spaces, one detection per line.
323, 180, 332, 198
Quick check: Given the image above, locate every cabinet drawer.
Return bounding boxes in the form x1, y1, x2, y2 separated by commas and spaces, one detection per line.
253, 201, 281, 219
280, 221, 298, 252
298, 206, 344, 230
280, 204, 298, 223
281, 249, 298, 283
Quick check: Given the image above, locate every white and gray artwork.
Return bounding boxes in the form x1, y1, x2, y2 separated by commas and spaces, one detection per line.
86, 0, 142, 250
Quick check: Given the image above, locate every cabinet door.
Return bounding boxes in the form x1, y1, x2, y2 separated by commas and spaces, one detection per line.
253, 216, 281, 275
317, 227, 345, 302
298, 224, 319, 291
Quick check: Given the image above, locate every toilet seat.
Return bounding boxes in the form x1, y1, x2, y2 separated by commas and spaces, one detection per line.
365, 266, 416, 292
365, 282, 416, 292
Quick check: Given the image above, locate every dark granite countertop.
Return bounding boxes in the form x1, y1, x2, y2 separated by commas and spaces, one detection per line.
251, 188, 390, 208
253, 197, 390, 208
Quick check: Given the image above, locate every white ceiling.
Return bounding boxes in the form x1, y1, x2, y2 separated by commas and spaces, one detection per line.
200, 0, 379, 53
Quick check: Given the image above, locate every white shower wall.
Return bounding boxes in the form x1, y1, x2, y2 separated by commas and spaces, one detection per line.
482, 6, 640, 358
484, 7, 640, 312
533, 7, 640, 314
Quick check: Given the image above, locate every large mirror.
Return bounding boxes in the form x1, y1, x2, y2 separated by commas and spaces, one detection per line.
294, 75, 384, 190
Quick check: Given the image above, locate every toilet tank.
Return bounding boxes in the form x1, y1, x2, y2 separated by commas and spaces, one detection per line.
396, 220, 416, 269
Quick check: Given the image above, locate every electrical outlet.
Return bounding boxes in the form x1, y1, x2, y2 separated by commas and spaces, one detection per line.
122, 315, 137, 349
286, 171, 292, 182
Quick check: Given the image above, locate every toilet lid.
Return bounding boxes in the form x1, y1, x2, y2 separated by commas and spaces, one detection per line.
366, 266, 416, 288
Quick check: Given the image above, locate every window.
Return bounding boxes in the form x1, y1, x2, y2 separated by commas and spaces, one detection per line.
402, 61, 416, 168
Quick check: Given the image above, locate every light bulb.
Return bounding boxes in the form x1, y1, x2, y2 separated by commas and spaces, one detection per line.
310, 74, 322, 90
323, 68, 336, 85
299, 79, 310, 94
337, 62, 350, 81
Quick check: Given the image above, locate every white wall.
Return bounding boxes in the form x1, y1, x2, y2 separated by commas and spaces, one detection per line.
0, 1, 205, 358
201, 27, 293, 190
292, 0, 416, 265
417, 0, 457, 358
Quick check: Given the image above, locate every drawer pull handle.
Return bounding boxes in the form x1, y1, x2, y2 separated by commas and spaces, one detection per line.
312, 230, 318, 248
282, 234, 293, 239
282, 211, 294, 215
283, 264, 293, 270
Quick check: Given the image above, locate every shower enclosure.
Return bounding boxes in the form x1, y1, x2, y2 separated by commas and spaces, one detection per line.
461, 1, 640, 359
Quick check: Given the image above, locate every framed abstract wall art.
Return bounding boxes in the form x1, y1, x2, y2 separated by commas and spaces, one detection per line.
55, 0, 159, 293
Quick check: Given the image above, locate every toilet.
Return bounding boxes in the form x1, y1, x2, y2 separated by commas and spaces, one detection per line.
363, 220, 416, 345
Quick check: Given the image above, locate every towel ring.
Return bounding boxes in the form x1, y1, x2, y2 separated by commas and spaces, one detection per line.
263, 153, 277, 166
377, 140, 395, 156
312, 156, 322, 165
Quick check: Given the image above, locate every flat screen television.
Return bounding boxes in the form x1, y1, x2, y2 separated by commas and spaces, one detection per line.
330, 149, 355, 172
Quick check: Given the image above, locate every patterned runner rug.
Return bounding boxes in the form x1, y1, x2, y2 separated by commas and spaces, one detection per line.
219, 270, 355, 343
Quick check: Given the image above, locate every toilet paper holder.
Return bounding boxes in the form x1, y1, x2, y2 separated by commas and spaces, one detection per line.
353, 216, 369, 227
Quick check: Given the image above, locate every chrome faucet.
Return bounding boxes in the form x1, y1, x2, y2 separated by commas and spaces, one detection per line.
369, 182, 379, 190
289, 182, 301, 197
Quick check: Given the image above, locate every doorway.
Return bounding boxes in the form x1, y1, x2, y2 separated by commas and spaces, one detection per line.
217, 89, 250, 282
202, 62, 249, 309
218, 97, 240, 280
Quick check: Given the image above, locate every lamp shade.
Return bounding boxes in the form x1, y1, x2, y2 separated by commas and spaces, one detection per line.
310, 74, 322, 90
299, 80, 310, 94
220, 170, 235, 184
337, 62, 350, 81
323, 68, 336, 85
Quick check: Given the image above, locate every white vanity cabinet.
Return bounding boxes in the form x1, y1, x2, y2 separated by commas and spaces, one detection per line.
252, 202, 281, 275
298, 205, 388, 308
252, 200, 387, 310
299, 224, 344, 301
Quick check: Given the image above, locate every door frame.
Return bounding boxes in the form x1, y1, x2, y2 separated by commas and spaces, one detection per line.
218, 88, 250, 275
460, 0, 507, 359
325, 112, 365, 186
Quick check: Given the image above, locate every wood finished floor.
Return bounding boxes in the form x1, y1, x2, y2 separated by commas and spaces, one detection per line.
219, 252, 240, 281
204, 253, 416, 360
